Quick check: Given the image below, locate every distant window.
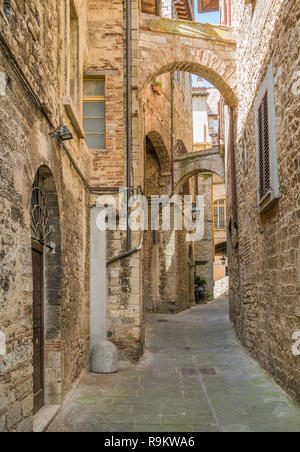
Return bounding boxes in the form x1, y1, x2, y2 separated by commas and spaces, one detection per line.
83, 79, 106, 149
3, 0, 11, 20
214, 199, 226, 230
254, 62, 279, 211
176, 71, 181, 87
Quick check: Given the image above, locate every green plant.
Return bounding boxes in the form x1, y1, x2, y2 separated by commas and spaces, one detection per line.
153, 81, 162, 89
195, 275, 208, 288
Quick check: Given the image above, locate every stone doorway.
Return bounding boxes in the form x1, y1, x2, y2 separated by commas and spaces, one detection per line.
32, 241, 44, 414
30, 166, 62, 414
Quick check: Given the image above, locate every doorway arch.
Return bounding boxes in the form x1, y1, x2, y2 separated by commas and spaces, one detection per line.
30, 166, 62, 413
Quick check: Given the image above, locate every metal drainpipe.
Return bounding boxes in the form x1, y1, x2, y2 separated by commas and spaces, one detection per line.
186, 0, 194, 20
126, 0, 132, 250
171, 72, 175, 193
230, 107, 237, 228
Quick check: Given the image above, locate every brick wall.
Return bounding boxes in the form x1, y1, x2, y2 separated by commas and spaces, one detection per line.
87, 0, 125, 187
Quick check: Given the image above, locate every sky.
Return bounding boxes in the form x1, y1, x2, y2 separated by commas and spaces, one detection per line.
192, 5, 220, 88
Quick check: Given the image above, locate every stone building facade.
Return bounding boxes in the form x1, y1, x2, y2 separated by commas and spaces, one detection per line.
0, 0, 200, 431
0, 0, 298, 434
0, 0, 91, 431
228, 0, 300, 400
141, 2, 195, 313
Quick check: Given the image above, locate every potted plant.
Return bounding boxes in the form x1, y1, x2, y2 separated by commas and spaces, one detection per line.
152, 81, 163, 96
195, 275, 208, 304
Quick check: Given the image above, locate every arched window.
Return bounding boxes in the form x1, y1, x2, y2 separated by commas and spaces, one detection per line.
214, 199, 226, 230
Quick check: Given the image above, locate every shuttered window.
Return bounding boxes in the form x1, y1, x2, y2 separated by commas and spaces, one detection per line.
254, 62, 279, 212
257, 92, 271, 200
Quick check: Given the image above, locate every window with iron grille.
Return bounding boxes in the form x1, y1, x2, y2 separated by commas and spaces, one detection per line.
254, 62, 279, 212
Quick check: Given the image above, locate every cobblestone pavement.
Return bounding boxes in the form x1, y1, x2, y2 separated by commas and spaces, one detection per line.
48, 300, 300, 432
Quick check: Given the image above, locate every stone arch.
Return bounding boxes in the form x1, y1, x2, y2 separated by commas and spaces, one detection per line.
30, 165, 63, 411
145, 131, 171, 173
174, 150, 225, 193
143, 131, 171, 313
139, 17, 237, 106
141, 60, 237, 106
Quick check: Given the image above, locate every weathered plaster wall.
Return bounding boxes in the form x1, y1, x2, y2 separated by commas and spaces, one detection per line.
229, 0, 300, 400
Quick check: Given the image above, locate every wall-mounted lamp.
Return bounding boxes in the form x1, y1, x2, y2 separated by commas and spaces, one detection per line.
50, 126, 73, 142
192, 204, 201, 222
221, 256, 227, 266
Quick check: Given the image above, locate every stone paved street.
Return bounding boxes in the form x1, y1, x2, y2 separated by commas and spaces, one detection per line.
48, 300, 300, 433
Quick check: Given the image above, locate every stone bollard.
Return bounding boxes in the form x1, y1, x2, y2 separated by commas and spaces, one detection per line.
91, 340, 118, 374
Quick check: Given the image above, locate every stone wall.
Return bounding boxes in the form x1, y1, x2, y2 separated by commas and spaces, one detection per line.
0, 0, 90, 431
229, 0, 300, 400
194, 175, 214, 299
141, 64, 194, 314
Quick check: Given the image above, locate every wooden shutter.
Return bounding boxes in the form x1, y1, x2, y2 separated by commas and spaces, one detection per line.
257, 91, 271, 200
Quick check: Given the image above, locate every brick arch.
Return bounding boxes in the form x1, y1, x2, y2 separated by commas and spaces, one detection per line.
139, 16, 237, 106
146, 131, 171, 172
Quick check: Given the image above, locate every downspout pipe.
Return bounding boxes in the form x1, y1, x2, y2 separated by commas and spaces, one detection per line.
126, 0, 132, 250
186, 0, 194, 20
171, 72, 175, 193
230, 107, 238, 228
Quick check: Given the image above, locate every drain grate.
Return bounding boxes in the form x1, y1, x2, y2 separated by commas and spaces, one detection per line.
181, 368, 217, 376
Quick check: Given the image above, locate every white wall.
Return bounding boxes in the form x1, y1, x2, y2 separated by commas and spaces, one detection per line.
90, 207, 107, 351
193, 97, 211, 144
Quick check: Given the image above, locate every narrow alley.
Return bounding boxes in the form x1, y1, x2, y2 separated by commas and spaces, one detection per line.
0, 0, 299, 434
48, 301, 300, 433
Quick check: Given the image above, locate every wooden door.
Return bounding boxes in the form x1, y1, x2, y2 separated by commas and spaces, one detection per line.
32, 242, 44, 415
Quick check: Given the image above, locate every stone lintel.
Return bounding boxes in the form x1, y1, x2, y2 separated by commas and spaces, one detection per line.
141, 15, 236, 46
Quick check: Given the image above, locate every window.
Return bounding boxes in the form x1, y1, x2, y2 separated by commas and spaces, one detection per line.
176, 71, 181, 87
214, 199, 226, 230
254, 62, 279, 212
83, 78, 106, 149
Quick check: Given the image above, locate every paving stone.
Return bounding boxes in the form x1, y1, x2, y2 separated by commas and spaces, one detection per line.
48, 301, 300, 433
